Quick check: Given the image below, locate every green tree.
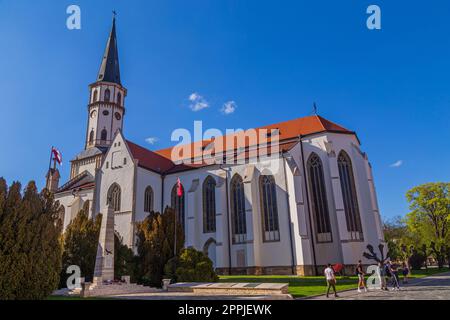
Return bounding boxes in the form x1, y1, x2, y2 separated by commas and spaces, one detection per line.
135, 206, 184, 287
383, 216, 409, 261
164, 247, 218, 283
0, 180, 62, 300
406, 182, 450, 268
114, 232, 136, 281
60, 204, 101, 287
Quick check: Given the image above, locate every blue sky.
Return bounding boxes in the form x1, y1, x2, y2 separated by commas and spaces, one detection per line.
0, 0, 449, 220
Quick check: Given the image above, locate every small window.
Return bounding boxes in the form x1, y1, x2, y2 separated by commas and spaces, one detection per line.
203, 176, 217, 233
106, 162, 109, 169
107, 183, 121, 212
230, 174, 247, 244
93, 90, 98, 102
117, 92, 122, 106
104, 89, 111, 102
123, 158, 127, 165
101, 129, 107, 141
144, 186, 154, 213
259, 175, 280, 242
89, 130, 94, 144
103, 110, 109, 116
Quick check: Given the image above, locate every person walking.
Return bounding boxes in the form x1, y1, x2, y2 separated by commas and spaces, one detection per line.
385, 260, 393, 288
389, 262, 401, 290
402, 262, 410, 284
356, 260, 367, 293
324, 263, 339, 298
377, 261, 388, 291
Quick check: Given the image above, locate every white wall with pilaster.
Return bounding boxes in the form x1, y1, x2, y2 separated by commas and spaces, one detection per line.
95, 132, 135, 247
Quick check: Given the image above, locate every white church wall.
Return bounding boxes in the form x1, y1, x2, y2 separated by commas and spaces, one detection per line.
250, 158, 297, 269
300, 135, 344, 267
134, 167, 162, 222
283, 143, 314, 269
97, 133, 135, 247
74, 159, 97, 177
55, 188, 94, 231
162, 156, 298, 271
323, 132, 383, 265
163, 166, 229, 270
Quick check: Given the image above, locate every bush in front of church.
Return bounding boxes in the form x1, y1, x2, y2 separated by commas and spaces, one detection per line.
0, 179, 62, 300
59, 205, 101, 288
164, 247, 218, 283
114, 232, 137, 281
135, 207, 185, 287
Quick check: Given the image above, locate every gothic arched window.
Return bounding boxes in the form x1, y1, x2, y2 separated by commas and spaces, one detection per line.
307, 153, 332, 242
144, 186, 154, 213
259, 175, 280, 242
230, 174, 247, 244
104, 88, 111, 102
93, 90, 98, 103
171, 183, 185, 229
117, 92, 122, 106
107, 183, 121, 212
203, 176, 216, 233
338, 151, 363, 240
89, 130, 94, 144
101, 129, 107, 141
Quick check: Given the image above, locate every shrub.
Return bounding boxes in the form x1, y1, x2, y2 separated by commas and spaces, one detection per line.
165, 247, 218, 283
114, 232, 137, 281
59, 207, 101, 287
135, 207, 184, 287
0, 179, 62, 300
408, 250, 427, 270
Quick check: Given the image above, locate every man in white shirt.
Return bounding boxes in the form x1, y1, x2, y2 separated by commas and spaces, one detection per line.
324, 263, 339, 298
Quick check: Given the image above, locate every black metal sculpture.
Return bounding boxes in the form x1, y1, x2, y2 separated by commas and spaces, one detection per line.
362, 243, 390, 263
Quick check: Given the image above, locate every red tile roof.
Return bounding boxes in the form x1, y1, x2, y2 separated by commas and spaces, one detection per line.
127, 115, 354, 174
126, 140, 175, 173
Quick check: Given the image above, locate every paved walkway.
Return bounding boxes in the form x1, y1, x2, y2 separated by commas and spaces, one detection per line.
110, 292, 293, 300
309, 272, 450, 300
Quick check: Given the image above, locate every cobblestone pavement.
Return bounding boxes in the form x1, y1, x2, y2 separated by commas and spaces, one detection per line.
309, 272, 450, 300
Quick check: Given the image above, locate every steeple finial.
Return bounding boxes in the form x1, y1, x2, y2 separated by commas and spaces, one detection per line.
97, 13, 121, 85
313, 102, 318, 115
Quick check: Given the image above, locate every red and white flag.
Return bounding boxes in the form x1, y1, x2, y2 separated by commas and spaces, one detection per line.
52, 147, 63, 166
176, 178, 183, 197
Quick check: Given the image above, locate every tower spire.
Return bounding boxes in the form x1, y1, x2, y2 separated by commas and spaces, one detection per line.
97, 13, 121, 84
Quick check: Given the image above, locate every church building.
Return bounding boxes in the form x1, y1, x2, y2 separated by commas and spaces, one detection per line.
47, 17, 385, 276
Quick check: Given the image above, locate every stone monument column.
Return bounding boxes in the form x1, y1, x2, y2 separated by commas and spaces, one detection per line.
93, 203, 115, 283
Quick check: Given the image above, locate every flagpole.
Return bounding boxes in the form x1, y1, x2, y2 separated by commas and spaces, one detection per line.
174, 207, 177, 258
48, 146, 54, 171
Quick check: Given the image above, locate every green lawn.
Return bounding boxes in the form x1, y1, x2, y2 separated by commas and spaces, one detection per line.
219, 267, 450, 298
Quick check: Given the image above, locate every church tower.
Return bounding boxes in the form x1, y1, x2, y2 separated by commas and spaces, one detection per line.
85, 15, 127, 150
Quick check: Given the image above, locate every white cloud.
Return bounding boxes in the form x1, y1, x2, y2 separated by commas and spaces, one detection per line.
188, 92, 209, 112
390, 160, 403, 168
221, 101, 237, 115
145, 137, 159, 145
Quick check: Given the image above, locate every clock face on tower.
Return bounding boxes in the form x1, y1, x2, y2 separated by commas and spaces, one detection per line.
90, 110, 97, 118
